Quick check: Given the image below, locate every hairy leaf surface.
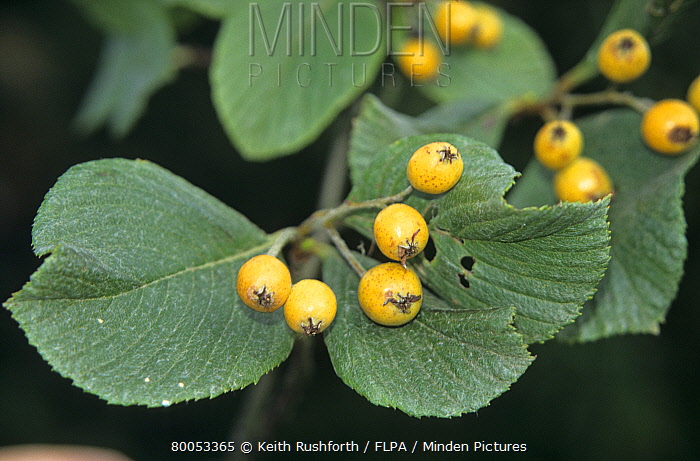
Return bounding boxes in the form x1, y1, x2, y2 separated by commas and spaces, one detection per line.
323, 252, 533, 417
509, 109, 699, 341
5, 159, 294, 406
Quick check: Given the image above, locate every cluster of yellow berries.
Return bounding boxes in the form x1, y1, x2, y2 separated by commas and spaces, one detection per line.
396, 1, 503, 83
359, 205, 426, 327
535, 28, 699, 203
236, 254, 337, 336
598, 29, 699, 155
235, 142, 464, 332
534, 119, 613, 203
359, 142, 463, 326
434, 0, 502, 49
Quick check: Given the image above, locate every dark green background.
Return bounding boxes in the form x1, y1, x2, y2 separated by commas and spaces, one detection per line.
1, 1, 698, 459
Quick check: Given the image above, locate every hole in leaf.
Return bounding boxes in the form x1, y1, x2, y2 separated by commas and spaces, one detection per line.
423, 236, 437, 262
460, 256, 474, 271
458, 272, 470, 289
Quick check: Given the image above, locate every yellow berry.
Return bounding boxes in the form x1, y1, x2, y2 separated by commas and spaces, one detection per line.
641, 99, 699, 155
358, 263, 423, 327
406, 141, 464, 194
686, 75, 700, 114
554, 157, 613, 203
533, 120, 583, 170
373, 203, 429, 266
435, 0, 478, 46
597, 29, 650, 83
395, 37, 442, 83
283, 279, 337, 335
471, 6, 503, 49
236, 255, 292, 312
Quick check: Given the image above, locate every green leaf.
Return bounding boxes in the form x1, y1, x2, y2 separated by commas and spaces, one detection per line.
504, 160, 556, 209
211, 0, 385, 160
416, 97, 512, 148
4, 159, 294, 406
348, 94, 510, 186
591, 0, 654, 48
348, 95, 422, 184
346, 134, 610, 344
418, 5, 556, 105
323, 252, 533, 417
509, 109, 699, 341
71, 0, 177, 137
159, 0, 234, 19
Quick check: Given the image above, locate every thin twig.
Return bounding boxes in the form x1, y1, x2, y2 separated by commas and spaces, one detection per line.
298, 185, 414, 236
266, 227, 299, 257
561, 89, 654, 114
325, 227, 366, 277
